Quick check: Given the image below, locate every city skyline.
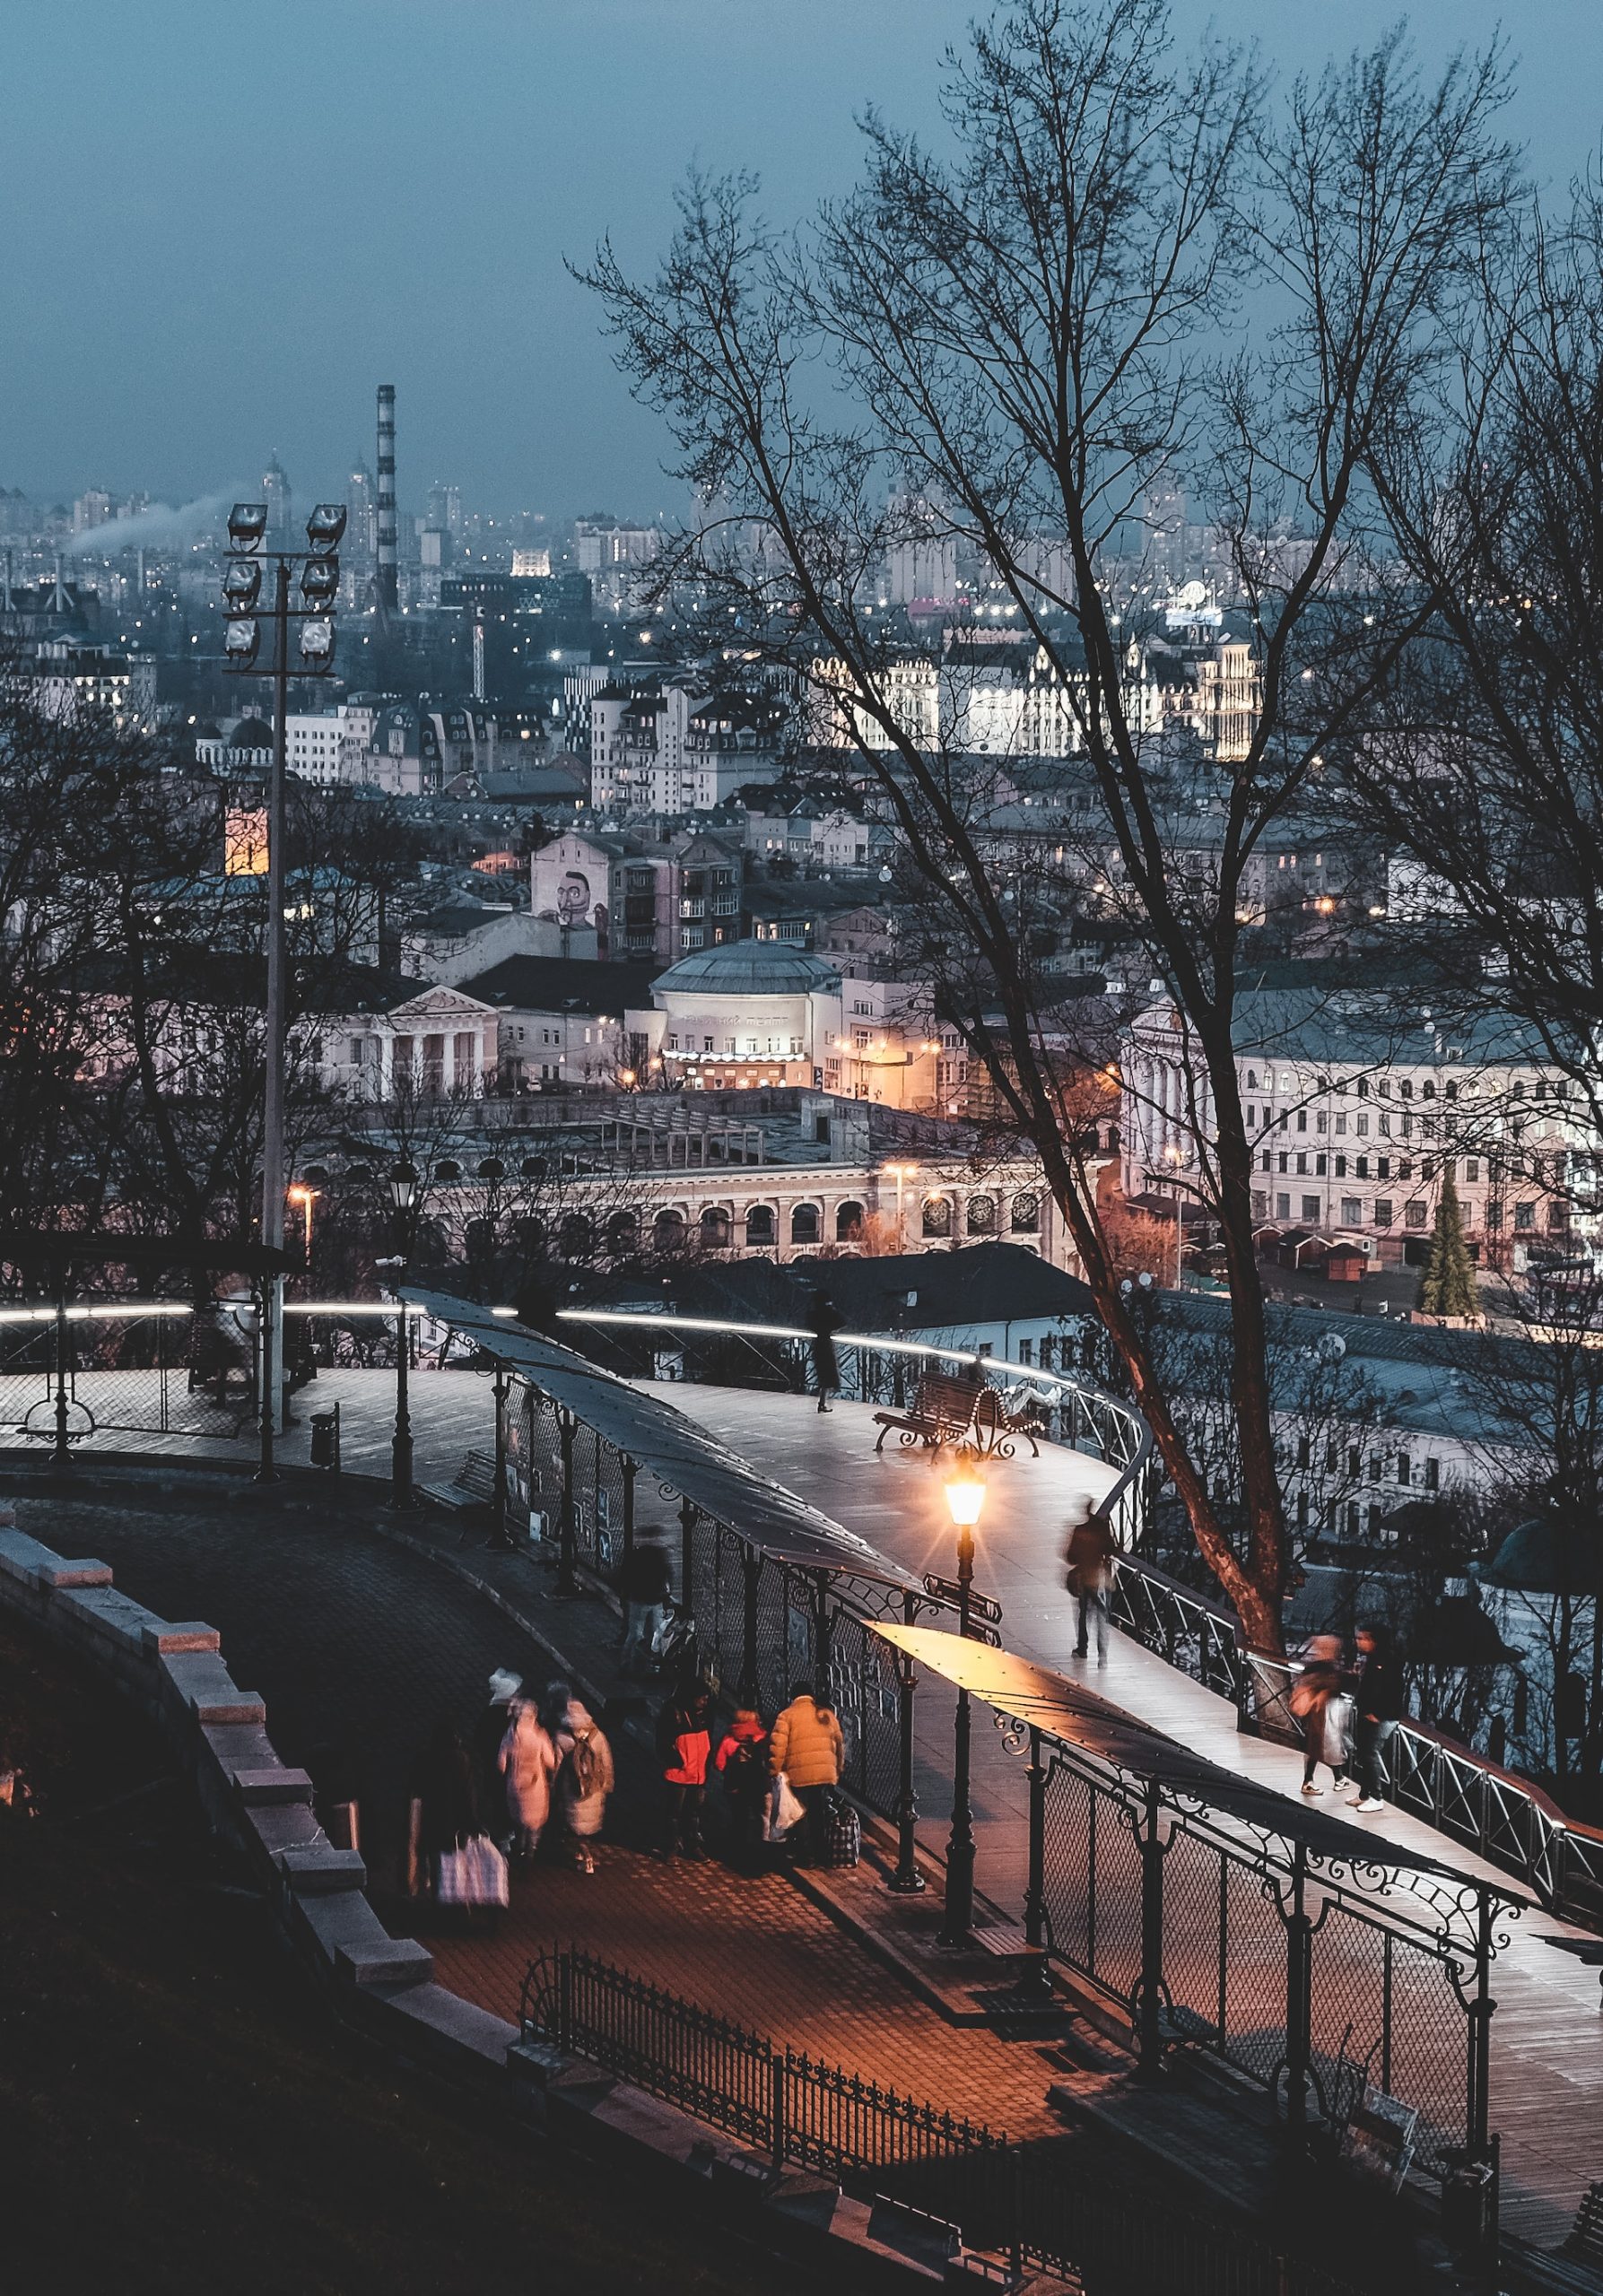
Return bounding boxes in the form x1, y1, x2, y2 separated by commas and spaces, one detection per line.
9, 0, 1603, 515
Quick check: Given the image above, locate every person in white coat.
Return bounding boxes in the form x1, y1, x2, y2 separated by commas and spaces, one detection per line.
498, 1693, 558, 1860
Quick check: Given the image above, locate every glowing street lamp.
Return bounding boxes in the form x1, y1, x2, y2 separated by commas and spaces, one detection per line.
939, 1454, 986, 1945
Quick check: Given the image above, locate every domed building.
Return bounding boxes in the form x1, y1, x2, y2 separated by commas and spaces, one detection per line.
631, 938, 844, 1090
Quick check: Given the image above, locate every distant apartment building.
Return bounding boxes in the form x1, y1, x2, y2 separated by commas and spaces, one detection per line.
1121, 987, 1602, 1271
24, 640, 157, 732
531, 826, 743, 964
589, 679, 787, 814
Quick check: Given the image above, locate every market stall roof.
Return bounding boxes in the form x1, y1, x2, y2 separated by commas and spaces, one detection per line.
873, 1624, 1521, 1895
404, 1285, 919, 1593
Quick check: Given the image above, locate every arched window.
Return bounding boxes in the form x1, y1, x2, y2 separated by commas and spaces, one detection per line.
464, 1217, 494, 1258
302, 1164, 329, 1187
701, 1205, 732, 1249
790, 1203, 820, 1246
433, 1159, 461, 1183
476, 1156, 505, 1182
520, 1154, 549, 1180
514, 1213, 546, 1254
834, 1201, 865, 1242
745, 1204, 775, 1248
1247, 1070, 1259, 1091
965, 1194, 996, 1236
653, 1208, 686, 1253
606, 1211, 638, 1257
1010, 1191, 1040, 1234
922, 1195, 953, 1239
560, 1213, 594, 1259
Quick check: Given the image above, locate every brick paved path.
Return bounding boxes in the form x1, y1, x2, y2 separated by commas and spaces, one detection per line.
14, 1490, 1060, 2138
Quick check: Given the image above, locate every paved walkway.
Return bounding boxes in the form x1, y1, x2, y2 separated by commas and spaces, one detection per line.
7, 1487, 1065, 2145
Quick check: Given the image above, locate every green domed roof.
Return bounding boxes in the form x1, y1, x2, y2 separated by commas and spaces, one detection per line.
655, 942, 841, 996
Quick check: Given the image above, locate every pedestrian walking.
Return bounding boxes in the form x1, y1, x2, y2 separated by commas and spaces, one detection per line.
553, 1696, 614, 1872
473, 1668, 523, 1849
413, 1716, 508, 1913
657, 1681, 712, 1859
807, 1288, 844, 1414
1290, 1634, 1353, 1797
617, 1536, 673, 1677
714, 1706, 771, 1865
498, 1689, 559, 1861
1348, 1623, 1402, 1813
768, 1681, 844, 1866
1064, 1498, 1117, 1665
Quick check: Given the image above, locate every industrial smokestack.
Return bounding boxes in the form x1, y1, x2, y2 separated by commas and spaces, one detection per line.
376, 383, 397, 613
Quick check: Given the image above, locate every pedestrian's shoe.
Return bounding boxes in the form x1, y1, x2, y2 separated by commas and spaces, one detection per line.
1301, 1781, 1323, 1796
1355, 1796, 1384, 1813
1073, 1645, 1088, 1659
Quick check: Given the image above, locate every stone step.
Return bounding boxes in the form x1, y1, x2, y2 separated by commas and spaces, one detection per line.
234, 1767, 315, 1807
277, 1846, 367, 1895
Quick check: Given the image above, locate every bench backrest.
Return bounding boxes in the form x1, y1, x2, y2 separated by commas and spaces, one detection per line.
1567, 2182, 1603, 2261
912, 1370, 984, 1428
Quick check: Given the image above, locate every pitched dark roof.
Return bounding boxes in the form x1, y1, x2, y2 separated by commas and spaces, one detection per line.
460, 954, 661, 1013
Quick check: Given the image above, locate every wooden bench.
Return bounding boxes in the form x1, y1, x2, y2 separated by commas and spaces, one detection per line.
420, 1448, 500, 1513
874, 1370, 987, 1453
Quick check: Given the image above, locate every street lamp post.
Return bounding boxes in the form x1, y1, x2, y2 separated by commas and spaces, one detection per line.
386, 1161, 417, 1510
885, 1161, 919, 1248
938, 1457, 986, 1947
222, 500, 345, 1479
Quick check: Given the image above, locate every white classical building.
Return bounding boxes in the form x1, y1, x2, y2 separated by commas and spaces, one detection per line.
1120, 988, 1602, 1270
316, 981, 501, 1101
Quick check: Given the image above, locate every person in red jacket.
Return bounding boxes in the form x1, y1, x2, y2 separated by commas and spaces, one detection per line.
656, 1682, 712, 1860
714, 1707, 770, 1866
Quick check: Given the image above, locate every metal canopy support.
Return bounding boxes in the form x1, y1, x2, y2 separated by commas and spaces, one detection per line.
1282, 1842, 1313, 2134
740, 1547, 762, 1705
621, 1454, 637, 1561
888, 1590, 925, 1896
1024, 1726, 1047, 1949
556, 1408, 579, 1596
678, 1496, 696, 1619
1135, 1779, 1167, 2080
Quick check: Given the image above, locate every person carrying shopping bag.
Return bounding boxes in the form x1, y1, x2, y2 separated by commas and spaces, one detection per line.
768, 1681, 843, 1866
1290, 1634, 1353, 1797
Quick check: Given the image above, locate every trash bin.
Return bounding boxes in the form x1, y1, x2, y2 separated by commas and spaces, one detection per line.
1441, 2150, 1496, 2257
309, 1409, 339, 1469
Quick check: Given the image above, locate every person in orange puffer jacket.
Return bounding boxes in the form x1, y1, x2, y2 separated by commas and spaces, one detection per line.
768, 1682, 844, 1867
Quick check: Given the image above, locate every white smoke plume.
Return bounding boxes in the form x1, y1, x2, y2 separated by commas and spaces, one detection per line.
64, 490, 238, 555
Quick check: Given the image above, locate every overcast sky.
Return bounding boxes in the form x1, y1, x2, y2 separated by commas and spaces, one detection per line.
5, 1, 1603, 520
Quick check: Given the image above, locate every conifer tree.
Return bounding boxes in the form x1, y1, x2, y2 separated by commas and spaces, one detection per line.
1418, 1174, 1479, 1319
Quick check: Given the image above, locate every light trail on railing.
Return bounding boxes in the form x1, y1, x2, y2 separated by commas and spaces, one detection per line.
0, 1302, 195, 1323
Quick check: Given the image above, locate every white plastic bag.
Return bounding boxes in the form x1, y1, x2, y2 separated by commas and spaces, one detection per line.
437, 1833, 510, 1908
766, 1771, 806, 1841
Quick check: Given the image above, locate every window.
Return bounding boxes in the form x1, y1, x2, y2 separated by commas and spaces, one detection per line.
1315, 1154, 1328, 1177
745, 1205, 775, 1247
1261, 1152, 1271, 1172
966, 1194, 996, 1235
790, 1202, 821, 1245
1302, 1195, 1320, 1222
1335, 1115, 1347, 1135
1374, 1199, 1393, 1226
1405, 1199, 1427, 1229
1278, 1152, 1288, 1173
652, 1208, 685, 1252
1019, 1339, 1034, 1367
1378, 1158, 1390, 1179
1335, 1156, 1347, 1178
1010, 1193, 1040, 1234
1276, 1192, 1291, 1219
1368, 1456, 1383, 1484
1424, 1457, 1440, 1492
1356, 1114, 1370, 1137
1296, 1109, 1308, 1132
922, 1195, 953, 1239
834, 1200, 865, 1242
701, 1206, 731, 1249
1295, 1434, 1311, 1468
1356, 1156, 1369, 1178
1341, 1197, 1362, 1224
1515, 1201, 1536, 1231
1295, 1153, 1307, 1175
1396, 1454, 1411, 1485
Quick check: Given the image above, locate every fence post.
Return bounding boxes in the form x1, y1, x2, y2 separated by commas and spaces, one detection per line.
1136, 1779, 1166, 2080
556, 1407, 579, 1596
1283, 1842, 1312, 2139
679, 1496, 696, 1619
889, 1591, 925, 1895
558, 1949, 573, 2055
1024, 1726, 1048, 1951
740, 1543, 762, 1704
811, 1570, 832, 1690
51, 1283, 72, 1473
771, 2047, 787, 2173
621, 1454, 636, 1561
1469, 1886, 1497, 2175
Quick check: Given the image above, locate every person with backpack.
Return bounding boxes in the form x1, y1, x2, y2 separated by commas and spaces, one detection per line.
714, 1707, 770, 1866
553, 1696, 614, 1873
657, 1680, 712, 1859
768, 1681, 843, 1866
1290, 1635, 1353, 1798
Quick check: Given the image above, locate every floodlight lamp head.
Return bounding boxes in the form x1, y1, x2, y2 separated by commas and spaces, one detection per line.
229, 502, 268, 551
223, 616, 261, 668
301, 557, 339, 605
305, 503, 347, 553
223, 559, 262, 611
299, 615, 335, 669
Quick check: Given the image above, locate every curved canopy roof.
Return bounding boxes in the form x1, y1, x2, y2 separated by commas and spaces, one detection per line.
403, 1284, 919, 1593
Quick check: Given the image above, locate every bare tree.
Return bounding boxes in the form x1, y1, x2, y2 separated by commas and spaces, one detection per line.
577, 0, 1513, 1651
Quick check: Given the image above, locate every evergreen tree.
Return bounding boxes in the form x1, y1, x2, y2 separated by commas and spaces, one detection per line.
1418, 1174, 1480, 1319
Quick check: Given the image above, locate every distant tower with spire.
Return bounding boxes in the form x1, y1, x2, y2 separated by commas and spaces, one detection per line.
262, 453, 292, 547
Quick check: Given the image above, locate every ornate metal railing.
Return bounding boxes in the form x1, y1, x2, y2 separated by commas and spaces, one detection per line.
1388, 1721, 1603, 1930
519, 1946, 1369, 2296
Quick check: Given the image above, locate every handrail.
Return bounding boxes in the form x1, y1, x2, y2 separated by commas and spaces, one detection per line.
555, 1304, 1155, 1546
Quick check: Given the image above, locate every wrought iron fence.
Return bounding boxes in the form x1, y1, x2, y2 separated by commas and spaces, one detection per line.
0, 1300, 257, 1447
1025, 1724, 1502, 2172
520, 1947, 1371, 2296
